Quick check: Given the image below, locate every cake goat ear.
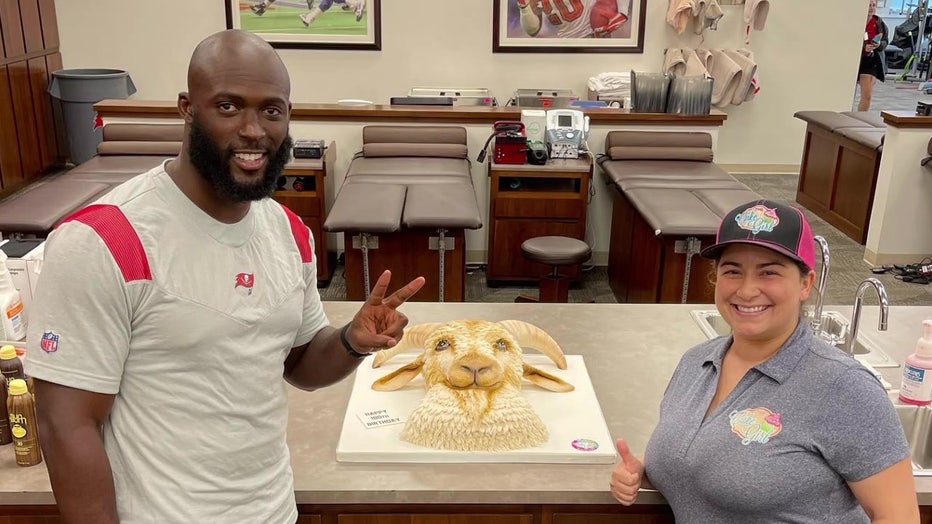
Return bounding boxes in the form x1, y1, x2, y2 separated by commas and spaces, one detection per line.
522, 363, 574, 392
371, 354, 426, 391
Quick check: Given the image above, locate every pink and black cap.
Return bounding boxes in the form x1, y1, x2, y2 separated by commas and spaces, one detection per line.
700, 199, 816, 271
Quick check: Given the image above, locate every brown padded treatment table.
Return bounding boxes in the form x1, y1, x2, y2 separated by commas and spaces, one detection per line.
324, 125, 482, 302
0, 123, 180, 237
598, 130, 760, 303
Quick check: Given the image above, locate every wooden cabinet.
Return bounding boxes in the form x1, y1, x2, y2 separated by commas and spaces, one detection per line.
486, 159, 592, 284
7, 501, 932, 523
0, 0, 66, 198
298, 504, 540, 524
795, 124, 881, 244
273, 142, 336, 285
543, 504, 674, 524
336, 514, 533, 524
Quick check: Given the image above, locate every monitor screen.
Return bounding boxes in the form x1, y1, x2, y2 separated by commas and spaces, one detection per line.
558, 114, 573, 127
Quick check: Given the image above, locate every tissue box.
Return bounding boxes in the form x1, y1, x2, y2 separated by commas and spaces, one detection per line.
0, 239, 45, 312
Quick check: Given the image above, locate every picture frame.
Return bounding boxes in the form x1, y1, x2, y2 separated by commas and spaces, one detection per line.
493, 0, 647, 54
224, 0, 381, 50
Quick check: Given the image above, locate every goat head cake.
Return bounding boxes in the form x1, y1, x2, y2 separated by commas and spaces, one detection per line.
371, 319, 574, 452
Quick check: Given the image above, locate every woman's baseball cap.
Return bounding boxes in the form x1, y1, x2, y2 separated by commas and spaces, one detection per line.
700, 199, 816, 270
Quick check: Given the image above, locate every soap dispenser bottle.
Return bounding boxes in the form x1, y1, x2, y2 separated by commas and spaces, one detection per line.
899, 319, 932, 406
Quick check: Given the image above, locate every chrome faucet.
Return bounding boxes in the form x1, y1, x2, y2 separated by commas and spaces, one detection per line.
845, 278, 889, 356
810, 235, 830, 335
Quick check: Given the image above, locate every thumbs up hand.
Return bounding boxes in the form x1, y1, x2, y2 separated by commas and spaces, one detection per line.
610, 438, 645, 505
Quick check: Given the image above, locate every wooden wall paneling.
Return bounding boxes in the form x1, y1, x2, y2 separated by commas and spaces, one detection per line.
37, 0, 58, 48
0, 0, 25, 58
0, 65, 24, 191
18, 0, 43, 53
0, 0, 62, 191
27, 56, 54, 166
7, 60, 42, 184
0, 1, 5, 59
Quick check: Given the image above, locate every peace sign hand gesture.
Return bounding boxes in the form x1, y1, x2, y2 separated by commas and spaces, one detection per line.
344, 270, 425, 354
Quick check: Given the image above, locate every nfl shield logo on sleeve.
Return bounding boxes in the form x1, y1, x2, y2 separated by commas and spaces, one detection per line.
40, 331, 60, 353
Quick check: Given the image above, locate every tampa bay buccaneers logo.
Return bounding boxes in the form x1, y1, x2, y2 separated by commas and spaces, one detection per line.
234, 272, 255, 296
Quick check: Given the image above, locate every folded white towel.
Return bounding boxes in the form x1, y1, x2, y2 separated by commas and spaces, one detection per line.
723, 49, 757, 105
663, 48, 687, 76
667, 0, 695, 34
693, 0, 725, 35
587, 72, 632, 92
735, 49, 761, 101
744, 0, 769, 43
692, 0, 706, 35
695, 48, 714, 72
707, 49, 742, 107
744, 0, 769, 30
683, 48, 711, 78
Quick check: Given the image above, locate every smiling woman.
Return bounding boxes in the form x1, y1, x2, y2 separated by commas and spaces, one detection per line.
610, 199, 920, 523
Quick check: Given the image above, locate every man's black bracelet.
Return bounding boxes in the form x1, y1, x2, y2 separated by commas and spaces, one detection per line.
340, 324, 370, 359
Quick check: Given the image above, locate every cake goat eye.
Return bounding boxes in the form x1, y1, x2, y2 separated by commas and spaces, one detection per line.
435, 339, 450, 351
495, 339, 508, 351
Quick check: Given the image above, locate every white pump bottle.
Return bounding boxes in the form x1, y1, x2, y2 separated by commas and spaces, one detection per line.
899, 320, 932, 406
0, 250, 26, 341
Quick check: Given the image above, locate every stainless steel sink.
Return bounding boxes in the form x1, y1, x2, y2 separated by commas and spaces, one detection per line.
896, 403, 932, 476
689, 310, 898, 368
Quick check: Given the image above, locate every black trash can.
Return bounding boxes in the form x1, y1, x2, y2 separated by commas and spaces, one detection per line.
48, 69, 136, 164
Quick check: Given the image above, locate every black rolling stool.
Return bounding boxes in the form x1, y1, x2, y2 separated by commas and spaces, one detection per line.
516, 236, 591, 303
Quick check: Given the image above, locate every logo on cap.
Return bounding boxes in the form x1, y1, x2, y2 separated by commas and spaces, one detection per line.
734, 205, 780, 235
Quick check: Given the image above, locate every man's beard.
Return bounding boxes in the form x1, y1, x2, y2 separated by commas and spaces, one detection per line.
188, 117, 292, 203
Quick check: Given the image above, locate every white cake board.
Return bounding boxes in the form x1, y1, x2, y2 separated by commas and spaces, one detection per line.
337, 354, 617, 464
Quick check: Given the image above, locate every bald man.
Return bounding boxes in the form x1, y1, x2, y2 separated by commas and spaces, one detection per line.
26, 30, 424, 524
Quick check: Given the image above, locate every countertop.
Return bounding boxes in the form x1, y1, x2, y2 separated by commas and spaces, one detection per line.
2, 302, 931, 506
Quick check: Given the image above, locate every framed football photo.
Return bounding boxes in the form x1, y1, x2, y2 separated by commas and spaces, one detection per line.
225, 0, 381, 50
493, 0, 647, 53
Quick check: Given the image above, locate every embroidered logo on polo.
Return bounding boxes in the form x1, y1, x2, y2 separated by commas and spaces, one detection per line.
729, 407, 783, 445
234, 272, 255, 296
734, 204, 780, 234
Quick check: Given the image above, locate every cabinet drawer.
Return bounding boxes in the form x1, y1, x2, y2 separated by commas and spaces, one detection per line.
337, 514, 532, 524
274, 193, 322, 217
494, 197, 583, 219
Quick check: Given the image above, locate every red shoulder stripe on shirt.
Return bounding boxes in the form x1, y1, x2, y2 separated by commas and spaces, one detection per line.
60, 204, 153, 282
280, 204, 315, 264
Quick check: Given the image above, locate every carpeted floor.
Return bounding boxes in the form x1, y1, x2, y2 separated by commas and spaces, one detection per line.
320, 172, 932, 307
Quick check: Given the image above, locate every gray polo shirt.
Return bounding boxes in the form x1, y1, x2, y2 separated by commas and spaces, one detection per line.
644, 321, 909, 523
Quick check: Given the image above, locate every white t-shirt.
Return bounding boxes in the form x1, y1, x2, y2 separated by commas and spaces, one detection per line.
26, 164, 329, 524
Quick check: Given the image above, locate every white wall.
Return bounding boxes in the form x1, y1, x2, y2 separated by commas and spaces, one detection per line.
57, 0, 864, 167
